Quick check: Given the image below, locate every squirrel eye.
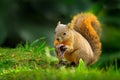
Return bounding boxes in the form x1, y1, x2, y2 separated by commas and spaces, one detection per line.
63, 32, 66, 35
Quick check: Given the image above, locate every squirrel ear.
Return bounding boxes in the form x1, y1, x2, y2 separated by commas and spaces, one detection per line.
67, 23, 71, 26
67, 23, 72, 29
57, 21, 61, 25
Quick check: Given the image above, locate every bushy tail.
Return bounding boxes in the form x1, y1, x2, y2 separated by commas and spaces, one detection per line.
70, 13, 102, 63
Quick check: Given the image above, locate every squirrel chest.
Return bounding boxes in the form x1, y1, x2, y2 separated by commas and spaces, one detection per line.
64, 30, 94, 64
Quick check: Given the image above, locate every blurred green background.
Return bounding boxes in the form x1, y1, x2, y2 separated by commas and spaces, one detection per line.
0, 0, 120, 66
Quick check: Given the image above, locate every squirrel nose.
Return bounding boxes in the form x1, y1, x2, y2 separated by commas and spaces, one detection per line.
56, 37, 62, 42
57, 38, 60, 41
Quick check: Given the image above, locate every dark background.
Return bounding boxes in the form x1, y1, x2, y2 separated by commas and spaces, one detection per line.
0, 0, 120, 67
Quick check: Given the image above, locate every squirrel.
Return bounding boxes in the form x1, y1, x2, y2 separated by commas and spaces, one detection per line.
54, 12, 101, 66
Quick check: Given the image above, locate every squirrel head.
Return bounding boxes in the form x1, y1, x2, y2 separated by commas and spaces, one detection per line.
54, 21, 73, 42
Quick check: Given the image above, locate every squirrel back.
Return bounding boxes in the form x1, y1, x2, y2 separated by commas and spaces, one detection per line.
70, 13, 101, 63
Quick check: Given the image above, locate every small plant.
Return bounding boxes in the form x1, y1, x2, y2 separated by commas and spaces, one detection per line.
77, 59, 86, 70
24, 37, 46, 53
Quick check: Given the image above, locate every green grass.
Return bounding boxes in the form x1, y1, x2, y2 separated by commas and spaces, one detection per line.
0, 39, 120, 80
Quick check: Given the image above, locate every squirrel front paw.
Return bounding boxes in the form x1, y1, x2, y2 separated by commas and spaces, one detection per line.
55, 44, 68, 63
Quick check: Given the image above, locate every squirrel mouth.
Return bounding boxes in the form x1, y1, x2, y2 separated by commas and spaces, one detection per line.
60, 45, 67, 54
